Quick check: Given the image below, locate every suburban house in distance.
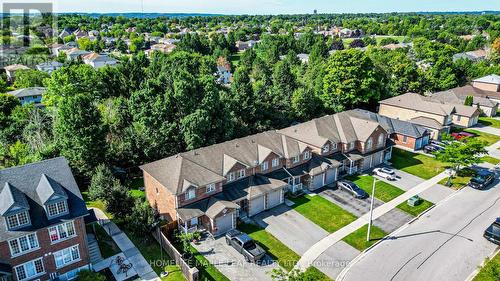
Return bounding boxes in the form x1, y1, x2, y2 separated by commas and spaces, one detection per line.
0, 157, 90, 281
379, 92, 481, 139
7, 87, 46, 106
140, 109, 412, 237
82, 53, 118, 69
3, 64, 30, 82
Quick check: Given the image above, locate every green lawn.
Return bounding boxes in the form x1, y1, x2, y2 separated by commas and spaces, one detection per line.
238, 222, 331, 280
438, 168, 475, 190
390, 148, 448, 179
465, 129, 500, 146
397, 200, 434, 217
290, 195, 357, 233
478, 117, 500, 129
473, 252, 500, 281
229, 52, 242, 67
346, 174, 404, 202
127, 176, 146, 198
482, 155, 500, 165
342, 224, 387, 251
347, 174, 434, 216
82, 191, 113, 218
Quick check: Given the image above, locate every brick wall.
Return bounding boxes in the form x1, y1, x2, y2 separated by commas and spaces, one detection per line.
143, 171, 178, 222
0, 217, 89, 281
391, 133, 417, 149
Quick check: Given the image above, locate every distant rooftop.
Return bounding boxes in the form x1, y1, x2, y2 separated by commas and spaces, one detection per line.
473, 74, 500, 85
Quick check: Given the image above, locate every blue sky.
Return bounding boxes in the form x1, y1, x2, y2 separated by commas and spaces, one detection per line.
54, 0, 500, 14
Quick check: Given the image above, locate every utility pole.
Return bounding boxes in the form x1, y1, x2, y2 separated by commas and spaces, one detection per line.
367, 177, 376, 241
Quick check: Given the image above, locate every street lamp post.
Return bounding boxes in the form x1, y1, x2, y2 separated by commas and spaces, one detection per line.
367, 177, 377, 241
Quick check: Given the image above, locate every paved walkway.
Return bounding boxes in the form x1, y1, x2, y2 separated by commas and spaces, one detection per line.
295, 171, 449, 271
91, 208, 161, 281
472, 124, 500, 136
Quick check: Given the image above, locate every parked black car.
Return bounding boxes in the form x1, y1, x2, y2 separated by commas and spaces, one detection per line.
225, 229, 266, 262
423, 145, 440, 153
337, 180, 369, 199
468, 170, 495, 190
484, 218, 500, 245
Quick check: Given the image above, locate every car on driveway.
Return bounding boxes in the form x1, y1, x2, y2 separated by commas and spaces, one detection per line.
451, 131, 475, 140
423, 145, 442, 154
337, 180, 369, 199
225, 229, 266, 263
468, 170, 495, 190
373, 167, 397, 180
483, 218, 500, 245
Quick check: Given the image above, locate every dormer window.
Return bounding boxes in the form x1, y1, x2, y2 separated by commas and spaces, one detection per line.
206, 183, 216, 193
304, 151, 311, 160
261, 161, 268, 171
6, 211, 30, 230
227, 172, 235, 182
272, 158, 280, 167
332, 143, 337, 150
349, 142, 355, 150
378, 134, 385, 146
292, 155, 300, 163
322, 144, 330, 153
46, 201, 68, 218
185, 188, 196, 200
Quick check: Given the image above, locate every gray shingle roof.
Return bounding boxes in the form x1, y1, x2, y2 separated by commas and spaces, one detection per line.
36, 174, 68, 204
7, 87, 45, 98
434, 85, 499, 106
0, 157, 88, 241
473, 74, 500, 85
0, 183, 30, 215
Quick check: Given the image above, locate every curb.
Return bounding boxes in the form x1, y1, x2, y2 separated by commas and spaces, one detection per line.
464, 248, 499, 281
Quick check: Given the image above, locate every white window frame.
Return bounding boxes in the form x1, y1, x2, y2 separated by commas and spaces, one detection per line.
292, 155, 300, 163
227, 172, 235, 182
349, 142, 355, 150
260, 161, 268, 171
366, 138, 372, 150
272, 158, 280, 167
322, 144, 330, 153
206, 183, 216, 193
457, 115, 461, 121
332, 142, 337, 150
15, 258, 45, 281
378, 134, 384, 146
402, 135, 408, 144
48, 221, 76, 244
237, 169, 246, 179
46, 200, 68, 218
304, 151, 311, 160
185, 188, 196, 200
8, 233, 39, 257
6, 211, 30, 230
53, 245, 80, 269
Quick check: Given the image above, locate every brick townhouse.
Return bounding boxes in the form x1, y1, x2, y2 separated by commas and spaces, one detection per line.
0, 158, 90, 281
141, 109, 430, 237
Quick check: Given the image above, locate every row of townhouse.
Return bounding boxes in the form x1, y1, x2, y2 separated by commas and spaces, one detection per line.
378, 74, 500, 139
140, 109, 431, 237
0, 158, 90, 281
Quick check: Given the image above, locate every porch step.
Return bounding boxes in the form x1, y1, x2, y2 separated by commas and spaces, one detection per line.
284, 199, 295, 207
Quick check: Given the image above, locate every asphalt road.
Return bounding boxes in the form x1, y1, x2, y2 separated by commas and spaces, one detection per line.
341, 167, 500, 281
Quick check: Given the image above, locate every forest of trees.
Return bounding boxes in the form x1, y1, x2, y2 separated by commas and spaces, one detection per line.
0, 12, 499, 185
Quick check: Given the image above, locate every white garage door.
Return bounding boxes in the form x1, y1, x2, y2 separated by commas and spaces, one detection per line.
325, 168, 337, 185
310, 174, 324, 190
214, 213, 234, 236
249, 196, 265, 216
266, 189, 283, 209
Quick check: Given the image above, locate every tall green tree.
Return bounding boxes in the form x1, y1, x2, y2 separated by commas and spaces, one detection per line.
14, 69, 49, 88
54, 94, 107, 177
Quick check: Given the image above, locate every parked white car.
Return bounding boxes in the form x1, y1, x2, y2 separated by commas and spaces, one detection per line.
372, 167, 397, 180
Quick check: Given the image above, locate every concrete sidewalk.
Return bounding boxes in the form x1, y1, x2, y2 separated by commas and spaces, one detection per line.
295, 171, 449, 271
92, 208, 161, 281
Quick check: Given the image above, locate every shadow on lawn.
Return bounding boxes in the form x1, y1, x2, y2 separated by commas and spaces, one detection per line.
237, 222, 281, 264
389, 149, 425, 170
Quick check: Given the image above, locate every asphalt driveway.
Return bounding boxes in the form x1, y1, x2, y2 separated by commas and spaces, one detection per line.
252, 204, 361, 279
319, 188, 413, 233
192, 235, 279, 281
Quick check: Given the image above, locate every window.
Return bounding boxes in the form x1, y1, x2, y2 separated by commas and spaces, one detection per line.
260, 161, 268, 171
54, 245, 80, 268
378, 134, 385, 146
402, 135, 408, 144
47, 201, 68, 218
322, 144, 330, 153
227, 172, 235, 182
190, 217, 198, 226
8, 233, 39, 256
15, 258, 44, 281
304, 151, 311, 160
349, 142, 355, 150
206, 183, 216, 193
366, 138, 372, 150
48, 221, 76, 243
185, 188, 196, 200
457, 115, 461, 121
292, 155, 300, 163
6, 211, 30, 229
272, 158, 280, 167
237, 169, 245, 178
